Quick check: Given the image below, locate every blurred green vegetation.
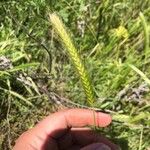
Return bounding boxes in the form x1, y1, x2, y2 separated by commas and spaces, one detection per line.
0, 0, 150, 149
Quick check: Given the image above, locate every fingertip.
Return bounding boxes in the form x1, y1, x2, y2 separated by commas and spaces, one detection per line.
65, 109, 112, 128
96, 112, 112, 127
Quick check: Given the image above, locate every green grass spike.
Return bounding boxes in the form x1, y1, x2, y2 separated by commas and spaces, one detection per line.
49, 13, 95, 106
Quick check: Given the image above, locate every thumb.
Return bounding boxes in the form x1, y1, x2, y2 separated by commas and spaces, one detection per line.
80, 143, 111, 150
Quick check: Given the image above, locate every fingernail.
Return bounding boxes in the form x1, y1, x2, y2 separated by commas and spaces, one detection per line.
95, 143, 111, 150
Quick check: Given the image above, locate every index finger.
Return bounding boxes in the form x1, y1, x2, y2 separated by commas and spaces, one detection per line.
33, 108, 112, 138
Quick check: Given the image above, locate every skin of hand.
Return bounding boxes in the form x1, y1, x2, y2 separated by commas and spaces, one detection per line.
13, 109, 119, 150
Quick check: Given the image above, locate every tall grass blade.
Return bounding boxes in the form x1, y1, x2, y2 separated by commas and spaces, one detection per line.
139, 12, 149, 59
9, 63, 40, 72
129, 64, 150, 86
0, 87, 33, 106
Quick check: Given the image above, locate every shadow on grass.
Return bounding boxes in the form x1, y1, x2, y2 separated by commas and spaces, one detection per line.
113, 138, 129, 150
94, 123, 129, 150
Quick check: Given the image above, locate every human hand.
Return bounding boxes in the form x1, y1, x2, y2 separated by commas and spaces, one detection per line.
13, 109, 119, 150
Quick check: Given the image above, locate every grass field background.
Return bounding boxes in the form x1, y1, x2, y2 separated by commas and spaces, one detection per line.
0, 0, 150, 149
